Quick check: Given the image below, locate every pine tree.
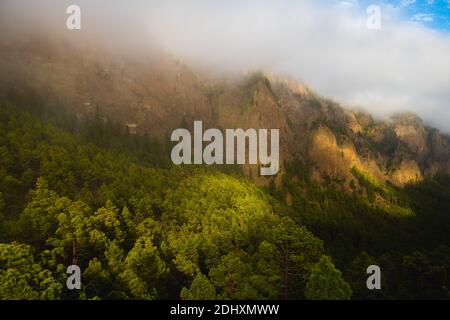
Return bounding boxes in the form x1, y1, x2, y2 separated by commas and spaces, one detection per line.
305, 255, 352, 300
272, 217, 324, 299
181, 273, 216, 300
0, 242, 62, 300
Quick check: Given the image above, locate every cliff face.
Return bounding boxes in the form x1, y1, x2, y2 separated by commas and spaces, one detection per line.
309, 126, 385, 188
0, 36, 449, 188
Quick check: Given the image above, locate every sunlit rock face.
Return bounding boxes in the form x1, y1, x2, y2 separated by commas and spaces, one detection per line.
393, 113, 429, 161
0, 36, 449, 190
391, 160, 423, 186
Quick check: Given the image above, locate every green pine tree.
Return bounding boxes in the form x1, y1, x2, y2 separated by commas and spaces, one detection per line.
305, 255, 352, 300
181, 273, 216, 300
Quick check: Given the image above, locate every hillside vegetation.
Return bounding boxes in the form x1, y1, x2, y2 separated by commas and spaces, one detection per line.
0, 36, 449, 300
0, 104, 449, 299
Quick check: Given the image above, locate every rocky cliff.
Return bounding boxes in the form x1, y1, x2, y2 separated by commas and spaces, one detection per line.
0, 36, 448, 189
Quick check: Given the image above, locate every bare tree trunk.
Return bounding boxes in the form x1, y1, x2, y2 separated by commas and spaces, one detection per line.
283, 243, 289, 300
72, 237, 77, 266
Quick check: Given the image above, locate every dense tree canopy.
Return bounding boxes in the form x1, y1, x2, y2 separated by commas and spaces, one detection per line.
0, 104, 449, 300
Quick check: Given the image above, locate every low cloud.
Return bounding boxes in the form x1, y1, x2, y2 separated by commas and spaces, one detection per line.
145, 0, 450, 132
1, 0, 450, 132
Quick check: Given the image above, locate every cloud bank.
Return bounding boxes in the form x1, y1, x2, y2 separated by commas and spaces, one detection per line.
1, 0, 450, 131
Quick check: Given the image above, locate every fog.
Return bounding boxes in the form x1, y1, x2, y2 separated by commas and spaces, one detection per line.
1, 0, 450, 132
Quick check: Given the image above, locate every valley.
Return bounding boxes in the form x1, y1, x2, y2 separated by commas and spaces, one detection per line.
0, 34, 449, 300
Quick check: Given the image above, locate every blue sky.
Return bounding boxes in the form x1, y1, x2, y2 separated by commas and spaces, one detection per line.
346, 0, 450, 31
401, 0, 450, 30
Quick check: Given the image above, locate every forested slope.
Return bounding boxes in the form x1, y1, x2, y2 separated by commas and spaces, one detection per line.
0, 103, 449, 300
0, 104, 335, 300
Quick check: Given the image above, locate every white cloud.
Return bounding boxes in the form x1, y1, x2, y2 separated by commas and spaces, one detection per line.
335, 0, 359, 8
411, 13, 434, 22
143, 0, 450, 131
400, 0, 416, 8
1, 0, 449, 132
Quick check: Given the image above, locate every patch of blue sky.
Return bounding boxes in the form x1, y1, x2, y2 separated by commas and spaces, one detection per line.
335, 0, 450, 31
399, 0, 450, 30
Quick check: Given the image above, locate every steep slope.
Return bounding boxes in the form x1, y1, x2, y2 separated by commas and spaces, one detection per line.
1, 38, 450, 300
0, 35, 449, 190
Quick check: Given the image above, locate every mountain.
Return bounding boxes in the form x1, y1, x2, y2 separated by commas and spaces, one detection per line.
0, 35, 449, 300
1, 35, 449, 190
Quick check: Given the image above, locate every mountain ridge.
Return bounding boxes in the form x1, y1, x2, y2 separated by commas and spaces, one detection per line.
1, 35, 449, 189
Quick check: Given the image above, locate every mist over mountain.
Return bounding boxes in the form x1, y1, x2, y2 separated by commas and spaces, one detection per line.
0, 33, 449, 189
1, 1, 450, 301
1, 0, 449, 131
